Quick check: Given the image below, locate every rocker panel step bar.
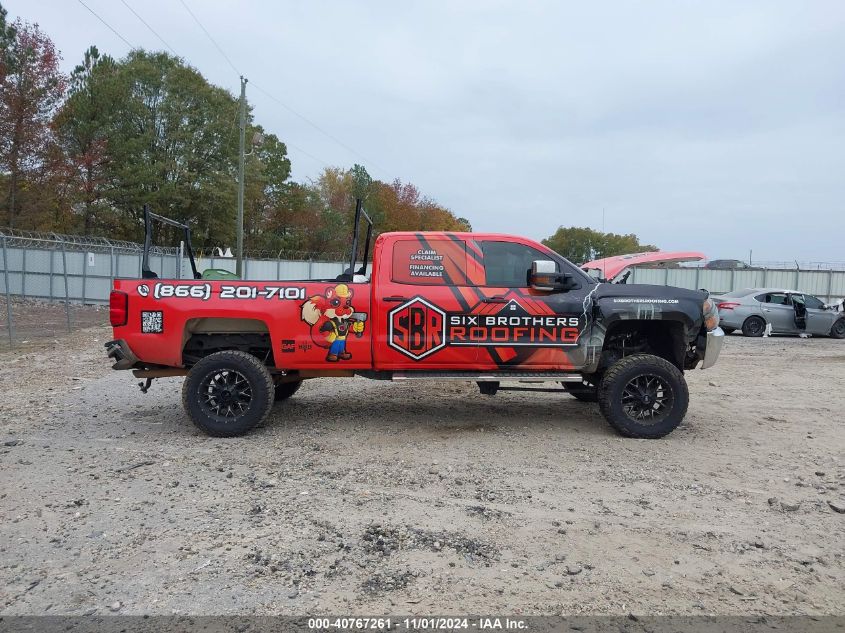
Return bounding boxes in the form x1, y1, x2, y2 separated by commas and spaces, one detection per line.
391, 371, 583, 382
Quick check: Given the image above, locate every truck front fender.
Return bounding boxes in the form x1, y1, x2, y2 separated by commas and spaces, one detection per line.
582, 295, 704, 373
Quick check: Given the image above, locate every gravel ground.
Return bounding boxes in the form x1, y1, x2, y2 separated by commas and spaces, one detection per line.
0, 328, 843, 616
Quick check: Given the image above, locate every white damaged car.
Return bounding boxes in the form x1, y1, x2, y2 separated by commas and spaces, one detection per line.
713, 288, 845, 338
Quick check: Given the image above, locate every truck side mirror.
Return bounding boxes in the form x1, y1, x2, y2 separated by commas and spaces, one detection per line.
531, 260, 578, 292
530, 260, 557, 291
530, 260, 576, 292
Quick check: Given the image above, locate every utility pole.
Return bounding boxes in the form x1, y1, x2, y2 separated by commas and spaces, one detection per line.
236, 75, 247, 277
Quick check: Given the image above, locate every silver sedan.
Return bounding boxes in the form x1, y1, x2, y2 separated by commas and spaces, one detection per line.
712, 288, 845, 338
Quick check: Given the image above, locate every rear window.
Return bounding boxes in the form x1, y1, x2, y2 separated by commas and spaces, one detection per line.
391, 238, 468, 285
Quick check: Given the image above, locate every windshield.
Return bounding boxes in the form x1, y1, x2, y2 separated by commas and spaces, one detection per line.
540, 246, 598, 285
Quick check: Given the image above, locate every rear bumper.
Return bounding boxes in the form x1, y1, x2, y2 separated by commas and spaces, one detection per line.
104, 339, 139, 370
718, 314, 743, 329
700, 327, 725, 369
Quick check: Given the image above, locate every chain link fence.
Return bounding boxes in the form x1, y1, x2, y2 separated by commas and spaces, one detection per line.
0, 228, 347, 348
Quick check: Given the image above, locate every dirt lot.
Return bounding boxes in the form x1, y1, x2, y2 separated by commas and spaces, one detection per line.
0, 326, 843, 616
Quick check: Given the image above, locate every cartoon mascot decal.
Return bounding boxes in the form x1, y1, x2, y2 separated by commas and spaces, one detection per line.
300, 284, 367, 361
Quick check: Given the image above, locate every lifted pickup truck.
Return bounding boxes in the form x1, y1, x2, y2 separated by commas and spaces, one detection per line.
106, 204, 723, 439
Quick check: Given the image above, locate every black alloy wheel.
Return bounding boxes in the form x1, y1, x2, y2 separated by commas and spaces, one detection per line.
182, 350, 275, 437
598, 354, 689, 439
620, 374, 674, 424
199, 369, 252, 418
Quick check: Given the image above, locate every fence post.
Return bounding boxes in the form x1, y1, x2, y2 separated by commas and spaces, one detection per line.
763, 268, 768, 288
21, 247, 26, 297
60, 239, 71, 333
276, 259, 281, 281
827, 269, 834, 304
2, 235, 13, 348
82, 251, 88, 305
694, 267, 700, 290
49, 251, 54, 303
794, 268, 800, 291
110, 246, 115, 288
308, 258, 314, 280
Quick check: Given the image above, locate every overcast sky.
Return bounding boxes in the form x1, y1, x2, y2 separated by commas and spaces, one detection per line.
7, 1, 845, 261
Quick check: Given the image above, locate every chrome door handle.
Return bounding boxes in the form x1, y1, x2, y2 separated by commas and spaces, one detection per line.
482, 296, 508, 304
383, 296, 409, 303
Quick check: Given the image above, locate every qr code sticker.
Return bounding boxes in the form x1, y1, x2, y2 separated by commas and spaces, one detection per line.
141, 310, 164, 333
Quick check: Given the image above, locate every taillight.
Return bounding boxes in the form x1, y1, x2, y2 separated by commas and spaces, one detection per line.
717, 302, 740, 311
110, 291, 128, 327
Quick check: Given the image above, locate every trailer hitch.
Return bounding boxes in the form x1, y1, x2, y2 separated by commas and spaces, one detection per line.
132, 369, 188, 394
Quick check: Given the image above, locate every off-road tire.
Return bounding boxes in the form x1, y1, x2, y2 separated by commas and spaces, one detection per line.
182, 350, 274, 437
742, 316, 766, 337
562, 380, 598, 403
830, 319, 845, 339
598, 354, 689, 439
721, 326, 735, 335
274, 380, 302, 401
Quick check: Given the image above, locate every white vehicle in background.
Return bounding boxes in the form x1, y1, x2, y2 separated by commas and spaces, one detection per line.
713, 288, 845, 338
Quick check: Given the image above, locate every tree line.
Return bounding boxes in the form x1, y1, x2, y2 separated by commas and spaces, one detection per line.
0, 4, 470, 257
0, 3, 656, 262
542, 226, 657, 265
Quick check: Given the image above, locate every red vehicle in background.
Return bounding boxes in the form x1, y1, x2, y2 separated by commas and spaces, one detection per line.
106, 203, 723, 439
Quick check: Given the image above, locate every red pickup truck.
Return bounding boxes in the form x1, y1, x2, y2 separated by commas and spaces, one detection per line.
106, 204, 723, 439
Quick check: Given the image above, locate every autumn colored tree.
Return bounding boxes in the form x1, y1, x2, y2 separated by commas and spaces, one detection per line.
542, 226, 658, 264
263, 181, 321, 253
242, 128, 291, 250
50, 47, 294, 245
349, 163, 373, 203
0, 12, 66, 227
52, 46, 117, 233
100, 51, 245, 243
0, 4, 466, 257
256, 164, 468, 258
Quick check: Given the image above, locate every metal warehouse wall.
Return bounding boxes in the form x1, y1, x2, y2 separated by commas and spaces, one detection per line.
628, 267, 845, 302
199, 256, 347, 282
0, 240, 346, 305
3, 234, 844, 305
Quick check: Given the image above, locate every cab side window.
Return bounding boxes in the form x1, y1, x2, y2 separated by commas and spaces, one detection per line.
756, 292, 789, 305
480, 241, 557, 287
391, 238, 468, 285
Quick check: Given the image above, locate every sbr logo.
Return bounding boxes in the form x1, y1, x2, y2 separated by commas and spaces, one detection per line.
388, 297, 446, 360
